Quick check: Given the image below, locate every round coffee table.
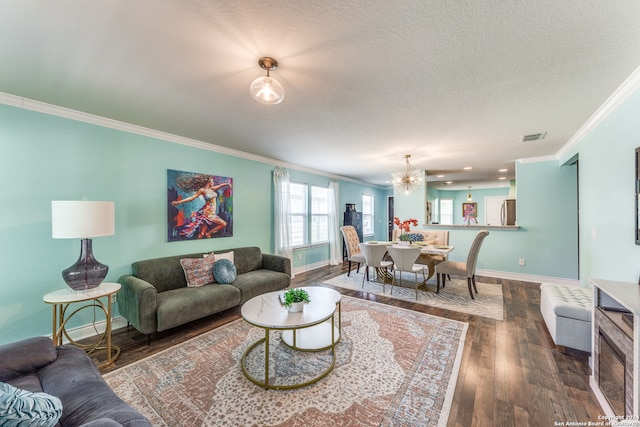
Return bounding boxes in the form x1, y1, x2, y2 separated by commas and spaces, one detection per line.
240, 286, 341, 390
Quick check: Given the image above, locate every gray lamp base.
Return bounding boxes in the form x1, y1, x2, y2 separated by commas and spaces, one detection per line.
62, 239, 109, 291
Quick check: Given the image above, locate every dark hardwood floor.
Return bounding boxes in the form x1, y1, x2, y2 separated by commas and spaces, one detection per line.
102, 264, 603, 426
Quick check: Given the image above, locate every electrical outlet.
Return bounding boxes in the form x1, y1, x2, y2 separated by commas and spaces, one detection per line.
112, 294, 117, 304
519, 258, 525, 266
297, 253, 302, 260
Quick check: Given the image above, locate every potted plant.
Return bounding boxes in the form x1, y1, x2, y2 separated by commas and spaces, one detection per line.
282, 288, 311, 312
394, 217, 418, 245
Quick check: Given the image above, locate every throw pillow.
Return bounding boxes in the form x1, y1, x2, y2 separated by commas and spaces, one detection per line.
213, 259, 237, 284
180, 256, 216, 287
0, 382, 63, 427
204, 251, 234, 264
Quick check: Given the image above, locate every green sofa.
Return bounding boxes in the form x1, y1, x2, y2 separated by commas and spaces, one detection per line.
117, 246, 291, 335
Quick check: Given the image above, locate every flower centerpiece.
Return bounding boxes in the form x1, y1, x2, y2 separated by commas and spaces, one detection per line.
282, 288, 311, 312
394, 217, 418, 244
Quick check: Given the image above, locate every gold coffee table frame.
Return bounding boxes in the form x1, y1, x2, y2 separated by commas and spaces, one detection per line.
240, 287, 342, 390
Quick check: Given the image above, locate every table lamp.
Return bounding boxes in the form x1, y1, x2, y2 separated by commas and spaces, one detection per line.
51, 201, 115, 291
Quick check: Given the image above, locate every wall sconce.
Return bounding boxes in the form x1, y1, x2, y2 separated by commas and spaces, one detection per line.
250, 57, 284, 105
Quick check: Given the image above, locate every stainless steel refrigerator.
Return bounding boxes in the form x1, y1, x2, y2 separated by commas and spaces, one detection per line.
501, 199, 516, 225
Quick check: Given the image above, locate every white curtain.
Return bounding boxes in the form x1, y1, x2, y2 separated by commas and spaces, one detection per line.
328, 180, 342, 265
273, 167, 294, 277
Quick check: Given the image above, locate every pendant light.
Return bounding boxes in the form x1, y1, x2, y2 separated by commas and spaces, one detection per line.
250, 57, 284, 105
467, 186, 473, 201
392, 155, 422, 194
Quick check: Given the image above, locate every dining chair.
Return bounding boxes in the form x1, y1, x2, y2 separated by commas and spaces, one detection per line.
387, 246, 427, 300
358, 243, 393, 292
436, 230, 489, 299
340, 225, 365, 276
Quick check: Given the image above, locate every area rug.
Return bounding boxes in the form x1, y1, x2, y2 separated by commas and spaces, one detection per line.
104, 295, 468, 427
324, 271, 504, 320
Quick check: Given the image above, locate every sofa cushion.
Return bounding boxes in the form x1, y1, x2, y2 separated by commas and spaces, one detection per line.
0, 381, 63, 427
180, 256, 216, 288
233, 269, 291, 304
213, 259, 237, 284
156, 284, 241, 332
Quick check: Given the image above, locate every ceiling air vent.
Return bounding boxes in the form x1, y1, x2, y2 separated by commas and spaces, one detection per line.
521, 132, 547, 143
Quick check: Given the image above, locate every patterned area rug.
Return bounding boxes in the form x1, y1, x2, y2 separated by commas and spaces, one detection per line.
324, 271, 504, 320
104, 295, 467, 427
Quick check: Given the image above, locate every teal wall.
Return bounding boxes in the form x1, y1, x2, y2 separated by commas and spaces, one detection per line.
0, 103, 387, 344
431, 160, 579, 279
559, 85, 640, 285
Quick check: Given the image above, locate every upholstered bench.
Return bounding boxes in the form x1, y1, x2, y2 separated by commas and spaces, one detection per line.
540, 283, 592, 353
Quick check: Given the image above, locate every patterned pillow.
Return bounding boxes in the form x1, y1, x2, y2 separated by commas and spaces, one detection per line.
180, 256, 216, 287
0, 382, 63, 427
213, 259, 237, 284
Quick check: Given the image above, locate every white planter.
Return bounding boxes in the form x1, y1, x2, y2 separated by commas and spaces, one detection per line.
287, 302, 304, 312
398, 241, 410, 246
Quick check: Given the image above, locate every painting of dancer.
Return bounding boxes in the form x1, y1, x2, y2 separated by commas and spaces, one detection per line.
167, 169, 233, 241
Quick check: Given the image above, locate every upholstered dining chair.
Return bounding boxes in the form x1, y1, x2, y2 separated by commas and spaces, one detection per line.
436, 230, 489, 299
340, 225, 365, 276
387, 246, 428, 300
358, 243, 394, 292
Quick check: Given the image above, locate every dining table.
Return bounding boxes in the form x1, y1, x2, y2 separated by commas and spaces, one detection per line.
364, 241, 455, 283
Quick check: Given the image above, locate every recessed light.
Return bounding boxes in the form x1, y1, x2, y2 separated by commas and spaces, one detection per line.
437, 174, 444, 178
499, 168, 508, 172
498, 177, 506, 180
445, 181, 453, 184
463, 166, 472, 170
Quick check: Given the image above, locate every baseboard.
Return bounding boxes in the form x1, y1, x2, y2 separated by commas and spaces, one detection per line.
293, 260, 331, 276
49, 316, 128, 344
477, 269, 580, 286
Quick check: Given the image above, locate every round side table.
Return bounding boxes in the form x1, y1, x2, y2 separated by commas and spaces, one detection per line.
43, 282, 121, 368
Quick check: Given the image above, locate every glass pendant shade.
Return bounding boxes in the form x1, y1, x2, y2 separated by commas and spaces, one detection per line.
250, 76, 284, 105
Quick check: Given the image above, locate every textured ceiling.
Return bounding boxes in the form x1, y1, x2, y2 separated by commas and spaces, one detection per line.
1, 1, 640, 188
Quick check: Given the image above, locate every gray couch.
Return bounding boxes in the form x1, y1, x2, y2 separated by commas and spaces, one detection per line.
0, 337, 151, 426
117, 246, 291, 335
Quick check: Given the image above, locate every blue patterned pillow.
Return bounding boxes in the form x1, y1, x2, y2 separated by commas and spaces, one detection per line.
213, 259, 237, 284
0, 382, 63, 427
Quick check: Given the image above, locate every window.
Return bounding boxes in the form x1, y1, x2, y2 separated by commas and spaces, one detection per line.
289, 183, 331, 247
311, 186, 329, 244
362, 194, 374, 236
289, 182, 308, 247
439, 198, 453, 225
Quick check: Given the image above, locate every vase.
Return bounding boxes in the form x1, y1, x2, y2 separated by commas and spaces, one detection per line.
287, 302, 304, 312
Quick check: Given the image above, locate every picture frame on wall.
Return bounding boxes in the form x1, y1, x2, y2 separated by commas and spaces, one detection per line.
167, 169, 233, 242
462, 202, 477, 219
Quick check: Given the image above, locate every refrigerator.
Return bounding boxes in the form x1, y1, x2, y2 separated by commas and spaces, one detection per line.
501, 199, 516, 226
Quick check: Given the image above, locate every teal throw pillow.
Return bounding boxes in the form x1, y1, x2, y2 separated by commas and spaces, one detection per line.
213, 259, 236, 284
0, 381, 63, 427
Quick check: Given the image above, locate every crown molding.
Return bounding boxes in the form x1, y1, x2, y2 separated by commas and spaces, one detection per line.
0, 91, 382, 188
556, 64, 640, 160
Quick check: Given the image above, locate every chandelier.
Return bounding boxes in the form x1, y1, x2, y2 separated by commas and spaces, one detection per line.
392, 155, 422, 194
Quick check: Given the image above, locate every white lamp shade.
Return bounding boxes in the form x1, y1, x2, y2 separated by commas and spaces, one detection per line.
52, 201, 115, 239
250, 76, 284, 104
